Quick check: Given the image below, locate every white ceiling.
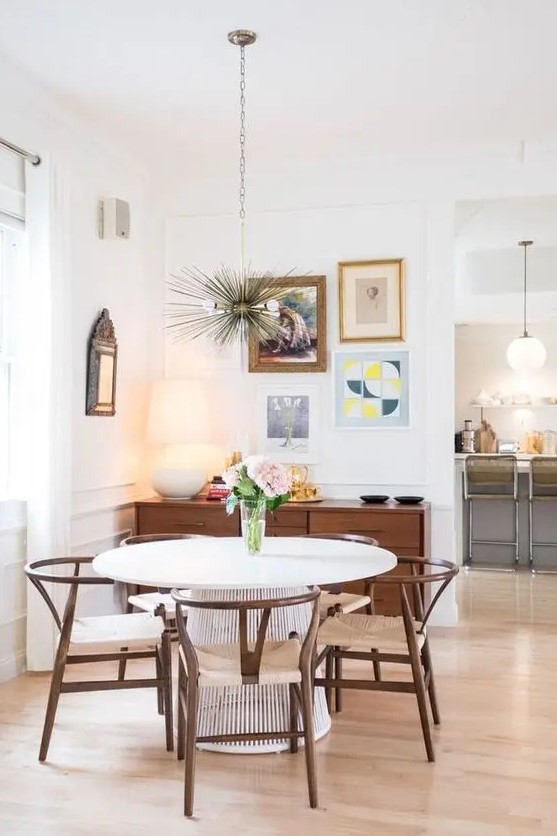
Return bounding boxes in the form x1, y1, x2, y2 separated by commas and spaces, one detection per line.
455, 197, 557, 323
2, 0, 557, 164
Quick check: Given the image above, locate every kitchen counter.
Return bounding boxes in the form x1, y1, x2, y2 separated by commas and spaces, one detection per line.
454, 453, 535, 473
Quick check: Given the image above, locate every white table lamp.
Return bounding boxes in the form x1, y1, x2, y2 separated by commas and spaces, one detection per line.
148, 379, 212, 499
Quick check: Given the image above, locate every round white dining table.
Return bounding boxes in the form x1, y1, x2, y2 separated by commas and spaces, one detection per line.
93, 536, 396, 754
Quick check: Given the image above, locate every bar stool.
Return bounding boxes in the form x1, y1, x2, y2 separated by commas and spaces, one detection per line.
528, 456, 557, 573
463, 455, 519, 567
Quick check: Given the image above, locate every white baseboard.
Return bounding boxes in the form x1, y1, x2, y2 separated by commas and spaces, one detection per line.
0, 651, 25, 683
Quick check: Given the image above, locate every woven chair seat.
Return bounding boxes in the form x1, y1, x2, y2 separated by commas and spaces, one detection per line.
128, 592, 178, 617
68, 612, 165, 654
128, 588, 193, 618
318, 612, 425, 652
186, 638, 303, 687
319, 591, 370, 619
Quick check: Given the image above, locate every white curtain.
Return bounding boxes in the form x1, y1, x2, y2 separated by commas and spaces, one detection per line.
25, 155, 72, 671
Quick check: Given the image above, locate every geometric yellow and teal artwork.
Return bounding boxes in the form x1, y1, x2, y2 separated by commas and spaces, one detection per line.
335, 351, 409, 428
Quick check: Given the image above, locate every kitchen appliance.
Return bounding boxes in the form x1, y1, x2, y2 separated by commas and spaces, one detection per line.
498, 440, 520, 454
462, 419, 475, 453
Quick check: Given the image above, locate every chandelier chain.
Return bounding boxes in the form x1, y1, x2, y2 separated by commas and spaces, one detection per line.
239, 44, 246, 222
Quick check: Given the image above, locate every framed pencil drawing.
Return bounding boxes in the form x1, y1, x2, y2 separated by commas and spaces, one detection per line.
338, 259, 405, 343
248, 276, 327, 373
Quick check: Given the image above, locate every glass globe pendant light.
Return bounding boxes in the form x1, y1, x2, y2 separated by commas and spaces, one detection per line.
506, 240, 546, 373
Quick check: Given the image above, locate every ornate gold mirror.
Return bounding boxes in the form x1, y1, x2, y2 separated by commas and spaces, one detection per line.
86, 308, 117, 416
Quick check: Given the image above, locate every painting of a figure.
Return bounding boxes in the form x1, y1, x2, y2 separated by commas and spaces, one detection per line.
249, 277, 326, 372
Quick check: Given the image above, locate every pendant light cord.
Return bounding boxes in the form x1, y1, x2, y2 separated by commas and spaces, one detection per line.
522, 242, 528, 337
519, 240, 533, 337
239, 44, 247, 276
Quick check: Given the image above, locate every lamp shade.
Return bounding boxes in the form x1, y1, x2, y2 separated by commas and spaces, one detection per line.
506, 335, 547, 373
147, 379, 211, 445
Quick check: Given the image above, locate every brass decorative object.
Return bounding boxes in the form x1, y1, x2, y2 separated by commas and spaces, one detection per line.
288, 465, 322, 503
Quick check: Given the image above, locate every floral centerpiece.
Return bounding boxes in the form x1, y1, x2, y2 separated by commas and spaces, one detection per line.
223, 455, 292, 554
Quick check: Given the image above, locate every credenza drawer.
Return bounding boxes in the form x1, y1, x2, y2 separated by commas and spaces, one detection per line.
267, 526, 308, 537
266, 509, 308, 528
137, 505, 239, 537
308, 510, 421, 548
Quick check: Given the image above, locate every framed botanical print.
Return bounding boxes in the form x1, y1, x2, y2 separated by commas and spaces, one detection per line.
333, 350, 410, 429
338, 259, 405, 343
256, 385, 320, 463
248, 276, 327, 373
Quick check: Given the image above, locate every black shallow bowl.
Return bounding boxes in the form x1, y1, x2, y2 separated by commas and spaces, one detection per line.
360, 494, 390, 504
394, 495, 424, 505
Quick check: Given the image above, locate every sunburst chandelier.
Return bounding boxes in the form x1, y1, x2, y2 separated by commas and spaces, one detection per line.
166, 30, 288, 348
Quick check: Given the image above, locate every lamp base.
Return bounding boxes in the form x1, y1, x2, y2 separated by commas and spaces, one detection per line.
151, 467, 206, 500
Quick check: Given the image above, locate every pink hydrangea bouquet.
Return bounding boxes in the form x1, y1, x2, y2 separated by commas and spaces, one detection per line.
222, 456, 292, 554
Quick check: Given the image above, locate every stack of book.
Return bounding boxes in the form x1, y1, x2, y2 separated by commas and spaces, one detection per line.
205, 476, 230, 501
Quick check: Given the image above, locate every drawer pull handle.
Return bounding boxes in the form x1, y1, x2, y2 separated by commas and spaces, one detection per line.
171, 522, 205, 528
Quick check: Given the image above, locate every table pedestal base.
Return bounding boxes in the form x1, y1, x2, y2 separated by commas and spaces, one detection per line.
187, 586, 330, 754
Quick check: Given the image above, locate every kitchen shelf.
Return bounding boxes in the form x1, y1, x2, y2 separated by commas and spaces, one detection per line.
470, 403, 557, 409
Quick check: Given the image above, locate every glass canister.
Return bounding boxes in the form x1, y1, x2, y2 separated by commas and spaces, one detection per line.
542, 430, 556, 455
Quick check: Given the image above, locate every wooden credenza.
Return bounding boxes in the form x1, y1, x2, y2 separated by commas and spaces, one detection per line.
134, 498, 430, 615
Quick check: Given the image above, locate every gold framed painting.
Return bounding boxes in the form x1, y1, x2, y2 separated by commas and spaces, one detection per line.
338, 259, 405, 343
248, 276, 327, 373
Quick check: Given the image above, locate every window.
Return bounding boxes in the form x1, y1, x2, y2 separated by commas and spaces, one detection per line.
0, 221, 26, 497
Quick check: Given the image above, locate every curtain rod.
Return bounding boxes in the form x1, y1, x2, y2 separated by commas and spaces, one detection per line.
0, 136, 40, 166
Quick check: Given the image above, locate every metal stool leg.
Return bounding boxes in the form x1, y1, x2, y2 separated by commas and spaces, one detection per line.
514, 497, 520, 566
528, 498, 534, 570
467, 498, 473, 566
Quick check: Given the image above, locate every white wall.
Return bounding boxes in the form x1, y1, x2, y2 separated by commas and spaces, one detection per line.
158, 138, 557, 625
0, 53, 163, 680
163, 199, 456, 623
455, 322, 557, 442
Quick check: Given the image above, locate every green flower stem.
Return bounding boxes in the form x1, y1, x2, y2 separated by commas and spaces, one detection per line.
242, 498, 266, 555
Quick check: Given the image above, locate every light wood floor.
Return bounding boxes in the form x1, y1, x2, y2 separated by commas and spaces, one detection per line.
1, 571, 557, 835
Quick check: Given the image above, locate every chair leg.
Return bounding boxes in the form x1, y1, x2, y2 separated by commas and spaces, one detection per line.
38, 654, 67, 762
177, 658, 186, 761
324, 650, 333, 712
155, 648, 164, 716
117, 648, 129, 681
421, 638, 440, 725
161, 631, 174, 752
334, 649, 343, 713
299, 675, 318, 809
372, 651, 382, 682
408, 637, 435, 762
184, 679, 199, 818
289, 683, 299, 753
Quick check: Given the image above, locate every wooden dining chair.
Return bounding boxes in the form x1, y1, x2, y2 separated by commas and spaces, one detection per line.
24, 556, 174, 761
299, 534, 379, 619
120, 533, 206, 616
118, 533, 206, 680
172, 586, 321, 817
314, 556, 458, 762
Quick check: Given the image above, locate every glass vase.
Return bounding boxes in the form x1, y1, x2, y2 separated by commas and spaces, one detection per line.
240, 499, 267, 555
